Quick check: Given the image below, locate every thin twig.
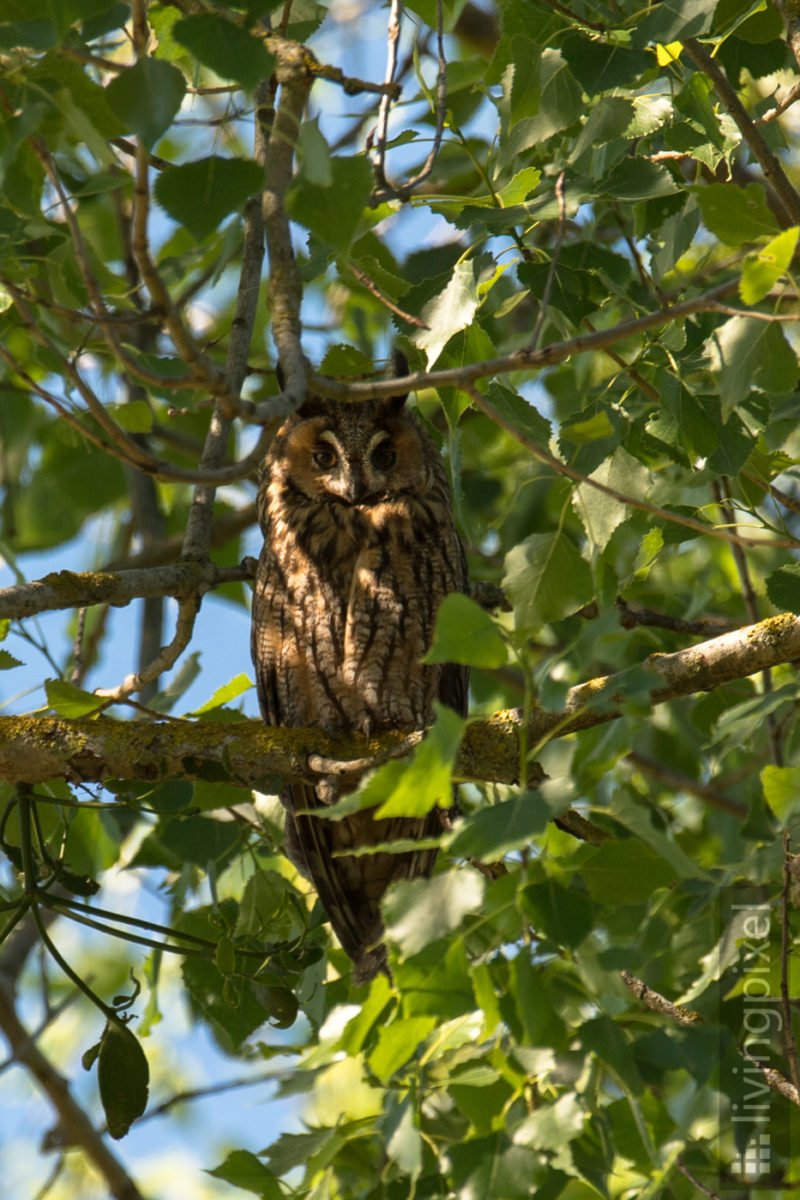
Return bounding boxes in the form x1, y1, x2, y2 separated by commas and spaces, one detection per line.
372, 0, 402, 196
713, 479, 783, 766
683, 38, 800, 226
616, 597, 739, 636
243, 279, 748, 417
348, 264, 431, 328
626, 751, 747, 818
467, 384, 799, 550
758, 79, 800, 124
620, 972, 704, 1024
537, 0, 607, 32
780, 830, 800, 1092
372, 0, 449, 201
94, 593, 202, 701
675, 1158, 723, 1200
531, 171, 567, 350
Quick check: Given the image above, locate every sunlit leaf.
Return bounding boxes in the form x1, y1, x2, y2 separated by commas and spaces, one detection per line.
503, 531, 594, 628
384, 870, 485, 958
423, 593, 507, 669
45, 679, 103, 717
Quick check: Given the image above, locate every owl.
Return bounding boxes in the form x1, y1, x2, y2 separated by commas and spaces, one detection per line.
251, 363, 468, 981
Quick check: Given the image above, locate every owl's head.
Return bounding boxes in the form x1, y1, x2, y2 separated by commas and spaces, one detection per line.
270, 365, 438, 506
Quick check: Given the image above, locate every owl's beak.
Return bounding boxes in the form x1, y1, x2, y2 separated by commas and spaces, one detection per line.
341, 476, 366, 504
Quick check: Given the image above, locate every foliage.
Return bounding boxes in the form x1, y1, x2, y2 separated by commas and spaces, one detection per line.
1, 0, 800, 1198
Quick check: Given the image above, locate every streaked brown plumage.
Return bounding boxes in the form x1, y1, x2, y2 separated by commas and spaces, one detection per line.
251, 371, 468, 980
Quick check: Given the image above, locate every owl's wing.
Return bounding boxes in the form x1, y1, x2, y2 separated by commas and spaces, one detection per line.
438, 660, 469, 719
251, 550, 285, 727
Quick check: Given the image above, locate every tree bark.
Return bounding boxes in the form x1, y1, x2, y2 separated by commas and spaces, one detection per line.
1, 612, 797, 788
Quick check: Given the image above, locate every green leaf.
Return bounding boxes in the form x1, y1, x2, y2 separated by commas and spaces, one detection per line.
502, 49, 582, 151
766, 563, 800, 613
703, 316, 797, 417
110, 400, 153, 433
480, 381, 552, 446
132, 815, 241, 870
598, 158, 678, 202
423, 593, 507, 669
631, 0, 717, 47
513, 1092, 585, 1154
761, 764, 800, 822
561, 33, 651, 95
383, 869, 485, 958
448, 792, 550, 862
0, 649, 23, 670
696, 182, 779, 246
234, 870, 306, 943
384, 1095, 423, 1179
573, 446, 651, 553
45, 678, 102, 717
497, 166, 541, 205
740, 226, 799, 304
612, 794, 709, 881
319, 343, 374, 376
580, 839, 676, 904
97, 1020, 149, 1140
520, 880, 594, 949
503, 531, 594, 628
375, 705, 466, 819
413, 259, 481, 367
190, 672, 253, 714
368, 1016, 436, 1085
288, 155, 372, 252
105, 58, 186, 149
506, 36, 541, 124
155, 156, 264, 241
326, 705, 466, 823
580, 1016, 643, 1095
207, 1150, 283, 1198
173, 15, 275, 88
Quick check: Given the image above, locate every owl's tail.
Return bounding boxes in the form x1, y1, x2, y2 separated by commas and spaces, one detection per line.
283, 783, 437, 982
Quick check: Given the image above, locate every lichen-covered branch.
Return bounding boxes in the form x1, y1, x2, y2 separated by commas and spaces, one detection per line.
1, 613, 798, 787
0, 561, 253, 621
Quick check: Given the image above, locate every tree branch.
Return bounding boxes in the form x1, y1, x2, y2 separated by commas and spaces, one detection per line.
1, 612, 798, 786
683, 38, 800, 226
0, 561, 233, 621
0, 962, 147, 1200
259, 42, 313, 411
241, 279, 746, 421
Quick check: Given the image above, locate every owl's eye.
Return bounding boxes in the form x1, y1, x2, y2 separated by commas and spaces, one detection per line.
313, 444, 338, 470
370, 439, 396, 470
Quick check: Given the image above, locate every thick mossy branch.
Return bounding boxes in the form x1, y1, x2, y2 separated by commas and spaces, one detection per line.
1, 613, 797, 788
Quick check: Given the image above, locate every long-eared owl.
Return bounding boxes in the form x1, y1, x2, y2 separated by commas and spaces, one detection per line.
251, 362, 468, 981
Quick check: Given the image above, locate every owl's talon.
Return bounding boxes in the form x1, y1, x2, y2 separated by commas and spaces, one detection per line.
307, 753, 374, 776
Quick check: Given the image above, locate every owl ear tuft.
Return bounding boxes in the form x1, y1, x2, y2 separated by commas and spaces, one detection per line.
381, 350, 410, 417
276, 358, 328, 418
